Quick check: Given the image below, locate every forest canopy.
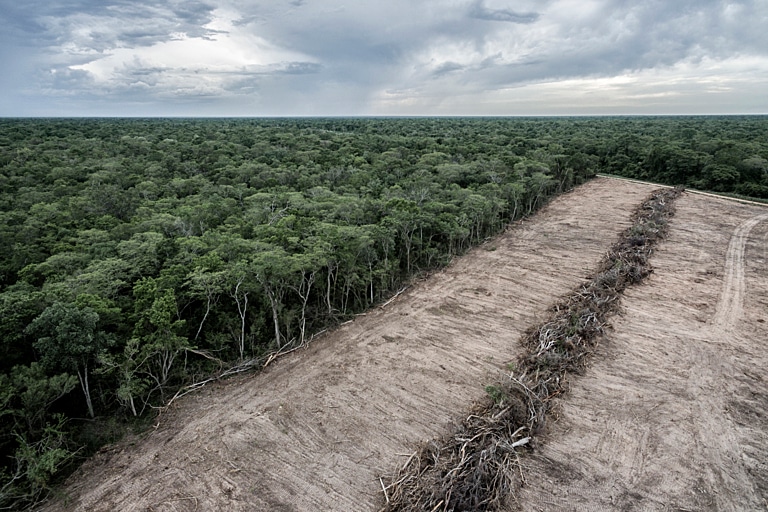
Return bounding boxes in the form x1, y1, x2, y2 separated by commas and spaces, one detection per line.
1, 116, 766, 508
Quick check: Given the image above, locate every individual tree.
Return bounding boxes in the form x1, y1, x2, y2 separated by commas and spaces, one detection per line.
131, 279, 188, 400
383, 198, 420, 274
184, 253, 226, 341
252, 248, 291, 349
99, 337, 148, 416
226, 263, 253, 360
286, 244, 327, 345
26, 303, 111, 418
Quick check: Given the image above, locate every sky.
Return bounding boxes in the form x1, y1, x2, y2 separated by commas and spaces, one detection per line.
1, 0, 767, 117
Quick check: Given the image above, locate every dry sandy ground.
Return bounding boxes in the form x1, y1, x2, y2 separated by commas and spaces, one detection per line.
42, 178, 655, 512
42, 178, 768, 512
514, 192, 768, 511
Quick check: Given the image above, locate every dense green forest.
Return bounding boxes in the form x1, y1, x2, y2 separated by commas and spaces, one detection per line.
0, 116, 766, 508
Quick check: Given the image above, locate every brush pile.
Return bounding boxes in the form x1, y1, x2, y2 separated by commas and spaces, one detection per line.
380, 187, 683, 512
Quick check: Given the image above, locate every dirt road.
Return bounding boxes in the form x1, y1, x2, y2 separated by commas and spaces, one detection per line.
713, 212, 768, 328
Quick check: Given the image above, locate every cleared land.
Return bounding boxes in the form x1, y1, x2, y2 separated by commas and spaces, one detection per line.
42, 178, 767, 511
514, 192, 768, 511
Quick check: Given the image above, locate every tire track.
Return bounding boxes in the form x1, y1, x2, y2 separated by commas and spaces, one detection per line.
690, 211, 768, 511
712, 213, 768, 329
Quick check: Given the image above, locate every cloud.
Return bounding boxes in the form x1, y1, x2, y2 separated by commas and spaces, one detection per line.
469, 1, 540, 24
405, 0, 768, 94
432, 62, 466, 77
280, 62, 323, 75
45, 67, 95, 93
372, 52, 768, 116
43, 7, 320, 101
1, 0, 767, 115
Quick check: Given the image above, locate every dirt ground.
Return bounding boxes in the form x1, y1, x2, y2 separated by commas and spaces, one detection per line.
513, 192, 768, 511
40, 178, 767, 511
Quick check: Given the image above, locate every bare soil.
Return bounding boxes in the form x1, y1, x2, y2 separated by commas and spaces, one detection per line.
41, 178, 768, 511
513, 192, 768, 511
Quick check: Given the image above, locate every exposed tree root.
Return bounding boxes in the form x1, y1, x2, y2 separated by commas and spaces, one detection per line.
380, 187, 684, 512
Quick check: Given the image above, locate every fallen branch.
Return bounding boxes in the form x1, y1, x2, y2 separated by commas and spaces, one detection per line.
380, 286, 410, 309
381, 478, 390, 504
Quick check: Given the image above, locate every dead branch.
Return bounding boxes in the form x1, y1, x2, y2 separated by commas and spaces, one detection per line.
380, 286, 410, 309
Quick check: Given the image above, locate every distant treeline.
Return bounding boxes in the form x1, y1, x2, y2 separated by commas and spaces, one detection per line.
0, 116, 765, 508
594, 115, 768, 197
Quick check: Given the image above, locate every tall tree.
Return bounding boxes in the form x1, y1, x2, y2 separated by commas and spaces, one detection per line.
26, 303, 111, 418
